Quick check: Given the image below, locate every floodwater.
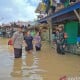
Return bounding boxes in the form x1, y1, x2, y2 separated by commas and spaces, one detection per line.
0, 37, 80, 80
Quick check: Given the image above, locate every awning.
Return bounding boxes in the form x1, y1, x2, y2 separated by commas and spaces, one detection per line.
52, 11, 77, 24
38, 2, 80, 23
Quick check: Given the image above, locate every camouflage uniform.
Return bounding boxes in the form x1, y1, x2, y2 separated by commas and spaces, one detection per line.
56, 31, 65, 54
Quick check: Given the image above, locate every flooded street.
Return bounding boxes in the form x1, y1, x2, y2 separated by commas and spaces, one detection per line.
0, 38, 80, 80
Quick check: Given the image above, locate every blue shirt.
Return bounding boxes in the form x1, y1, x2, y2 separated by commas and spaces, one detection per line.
24, 35, 33, 49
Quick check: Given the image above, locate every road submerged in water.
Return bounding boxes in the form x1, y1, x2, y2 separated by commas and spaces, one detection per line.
0, 38, 80, 80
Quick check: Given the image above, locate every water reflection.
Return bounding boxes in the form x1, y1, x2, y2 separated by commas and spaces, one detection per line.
26, 53, 34, 67
22, 52, 44, 80
11, 58, 22, 78
10, 52, 44, 80
29, 74, 43, 80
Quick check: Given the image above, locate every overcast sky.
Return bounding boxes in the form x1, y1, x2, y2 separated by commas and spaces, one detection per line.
0, 0, 59, 24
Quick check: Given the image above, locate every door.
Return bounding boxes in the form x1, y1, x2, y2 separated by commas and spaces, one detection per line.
64, 21, 78, 44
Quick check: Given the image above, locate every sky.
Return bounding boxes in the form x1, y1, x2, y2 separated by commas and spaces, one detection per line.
0, 0, 59, 24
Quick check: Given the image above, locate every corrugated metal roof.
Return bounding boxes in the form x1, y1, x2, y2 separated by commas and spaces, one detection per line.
38, 2, 80, 23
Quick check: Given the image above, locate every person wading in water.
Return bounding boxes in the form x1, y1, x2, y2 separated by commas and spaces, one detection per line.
12, 25, 24, 58
24, 30, 33, 53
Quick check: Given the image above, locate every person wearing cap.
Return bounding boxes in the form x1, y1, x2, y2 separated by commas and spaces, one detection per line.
12, 25, 24, 58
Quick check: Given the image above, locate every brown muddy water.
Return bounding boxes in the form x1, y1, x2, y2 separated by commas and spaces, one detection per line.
0, 37, 80, 80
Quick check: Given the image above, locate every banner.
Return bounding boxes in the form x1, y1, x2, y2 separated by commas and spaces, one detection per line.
41, 3, 46, 11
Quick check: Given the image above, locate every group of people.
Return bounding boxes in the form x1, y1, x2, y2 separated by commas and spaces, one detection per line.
52, 26, 67, 55
8, 25, 41, 58
8, 25, 67, 58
